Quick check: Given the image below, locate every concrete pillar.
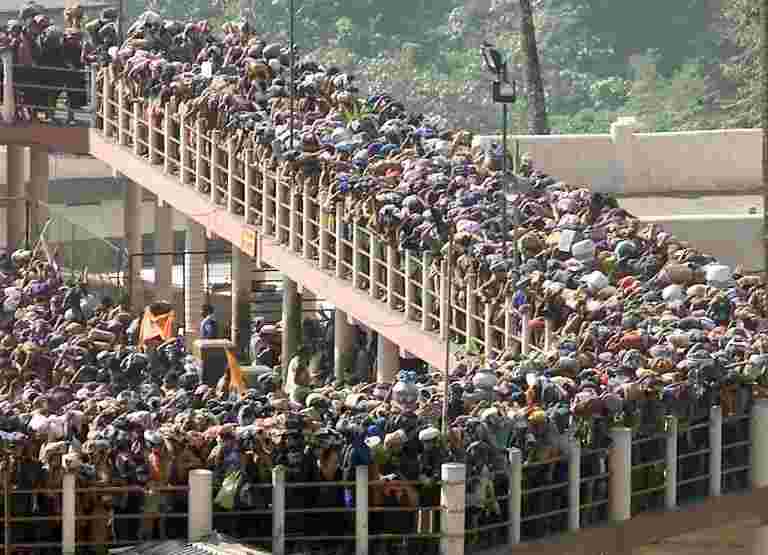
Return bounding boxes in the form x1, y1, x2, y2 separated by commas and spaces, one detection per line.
154, 201, 173, 304
334, 308, 355, 383
7, 145, 27, 250
610, 116, 640, 194
188, 469, 213, 542
231, 245, 252, 357
28, 147, 49, 237
184, 219, 207, 342
376, 334, 399, 383
281, 276, 301, 370
754, 527, 768, 555
124, 176, 143, 312
751, 400, 768, 554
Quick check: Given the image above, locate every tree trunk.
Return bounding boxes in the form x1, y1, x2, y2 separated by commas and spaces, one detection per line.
519, 0, 549, 134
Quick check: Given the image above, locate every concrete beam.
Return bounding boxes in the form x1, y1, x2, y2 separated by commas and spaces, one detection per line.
0, 126, 89, 154
184, 219, 207, 342
154, 201, 173, 303
29, 147, 49, 236
6, 145, 26, 250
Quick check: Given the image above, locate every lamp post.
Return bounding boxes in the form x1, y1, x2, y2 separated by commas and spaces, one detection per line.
288, 0, 295, 153
480, 42, 518, 265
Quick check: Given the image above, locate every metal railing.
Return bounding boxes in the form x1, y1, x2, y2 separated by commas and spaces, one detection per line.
0, 51, 93, 126
1, 403, 751, 555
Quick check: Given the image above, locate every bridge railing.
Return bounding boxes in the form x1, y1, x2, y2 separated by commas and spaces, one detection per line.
90, 66, 531, 362
0, 50, 93, 126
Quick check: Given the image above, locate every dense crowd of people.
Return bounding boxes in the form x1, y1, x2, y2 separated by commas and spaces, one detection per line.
0, 3, 762, 554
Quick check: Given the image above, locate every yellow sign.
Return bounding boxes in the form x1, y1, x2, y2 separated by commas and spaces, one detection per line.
241, 228, 257, 258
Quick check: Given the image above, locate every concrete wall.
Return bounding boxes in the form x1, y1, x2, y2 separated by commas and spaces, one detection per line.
638, 214, 763, 272
475, 119, 761, 196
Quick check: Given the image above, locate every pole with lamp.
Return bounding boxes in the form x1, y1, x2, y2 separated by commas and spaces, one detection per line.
480, 42, 519, 265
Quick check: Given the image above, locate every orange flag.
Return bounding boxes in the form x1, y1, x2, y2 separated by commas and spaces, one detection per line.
138, 307, 176, 351
224, 349, 247, 396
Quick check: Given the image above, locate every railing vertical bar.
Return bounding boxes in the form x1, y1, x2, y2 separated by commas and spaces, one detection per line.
508, 448, 522, 545
709, 405, 723, 497
355, 465, 369, 555
335, 203, 344, 279
665, 415, 678, 510
245, 149, 254, 225
272, 466, 286, 555
421, 252, 431, 332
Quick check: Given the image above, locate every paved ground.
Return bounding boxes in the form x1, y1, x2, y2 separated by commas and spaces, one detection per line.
619, 193, 762, 218
632, 518, 759, 555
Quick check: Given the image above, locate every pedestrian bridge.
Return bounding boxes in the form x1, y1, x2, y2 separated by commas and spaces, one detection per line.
2, 62, 768, 555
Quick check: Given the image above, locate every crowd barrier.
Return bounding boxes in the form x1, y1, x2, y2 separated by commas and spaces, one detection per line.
0, 404, 758, 555
0, 52, 93, 125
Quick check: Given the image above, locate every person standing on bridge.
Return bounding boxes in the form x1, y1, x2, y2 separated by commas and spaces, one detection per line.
200, 304, 219, 339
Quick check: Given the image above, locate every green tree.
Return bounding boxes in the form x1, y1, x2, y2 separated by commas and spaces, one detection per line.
722, 0, 761, 127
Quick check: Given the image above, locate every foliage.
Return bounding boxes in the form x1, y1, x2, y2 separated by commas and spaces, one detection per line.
721, 0, 761, 127
122, 0, 758, 133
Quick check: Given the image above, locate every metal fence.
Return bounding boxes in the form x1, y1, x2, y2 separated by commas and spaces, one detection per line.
0, 403, 759, 555
0, 59, 93, 126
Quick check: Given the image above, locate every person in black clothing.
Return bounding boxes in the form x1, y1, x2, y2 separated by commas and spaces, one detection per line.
305, 445, 351, 551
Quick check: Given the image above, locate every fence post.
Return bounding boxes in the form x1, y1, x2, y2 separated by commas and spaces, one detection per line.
288, 185, 298, 252
369, 234, 378, 298
1, 50, 14, 124
62, 472, 76, 555
210, 131, 221, 203
262, 161, 273, 237
188, 469, 213, 542
195, 119, 205, 193
244, 149, 254, 224
484, 303, 493, 360
421, 252, 431, 332
179, 104, 191, 185
387, 244, 398, 310
163, 102, 174, 173
441, 463, 466, 555
302, 185, 311, 259
117, 83, 126, 146
568, 438, 581, 532
609, 427, 632, 522
103, 65, 113, 137
226, 137, 236, 214
507, 448, 522, 545
89, 65, 97, 113
520, 306, 531, 355
439, 259, 449, 341
465, 278, 475, 349
319, 204, 329, 269
335, 203, 344, 279
709, 405, 723, 497
132, 102, 142, 156
665, 415, 678, 510
404, 252, 414, 321
355, 465, 369, 555
751, 399, 768, 487
352, 223, 362, 289
544, 318, 554, 351
272, 466, 286, 555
